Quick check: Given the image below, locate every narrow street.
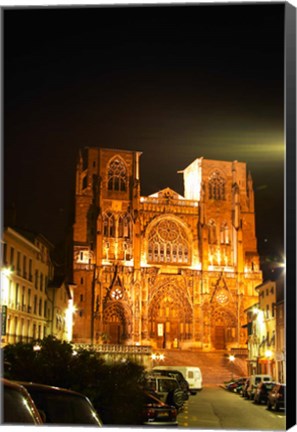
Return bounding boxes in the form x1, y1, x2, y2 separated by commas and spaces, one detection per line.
177, 385, 286, 430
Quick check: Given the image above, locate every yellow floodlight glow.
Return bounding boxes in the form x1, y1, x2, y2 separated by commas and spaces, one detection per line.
159, 353, 165, 361
229, 355, 235, 362
265, 349, 272, 359
2, 267, 12, 277
65, 299, 77, 342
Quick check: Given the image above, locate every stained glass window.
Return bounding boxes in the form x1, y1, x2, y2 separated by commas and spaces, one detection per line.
209, 171, 226, 200
107, 157, 127, 192
147, 219, 189, 264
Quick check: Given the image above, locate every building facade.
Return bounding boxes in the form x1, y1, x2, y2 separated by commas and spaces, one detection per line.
255, 280, 277, 378
243, 275, 285, 382
72, 147, 262, 350
1, 227, 73, 346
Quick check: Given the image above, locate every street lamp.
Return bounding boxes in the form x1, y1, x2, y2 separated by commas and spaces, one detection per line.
151, 352, 165, 368
229, 354, 235, 380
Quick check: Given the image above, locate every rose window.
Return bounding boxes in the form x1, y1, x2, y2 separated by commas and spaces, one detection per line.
111, 288, 123, 300
215, 290, 229, 304
147, 219, 189, 264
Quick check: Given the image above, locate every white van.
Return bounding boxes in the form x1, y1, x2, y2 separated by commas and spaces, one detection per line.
153, 366, 203, 394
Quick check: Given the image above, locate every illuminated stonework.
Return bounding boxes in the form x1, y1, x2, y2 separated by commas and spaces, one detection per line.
72, 148, 262, 350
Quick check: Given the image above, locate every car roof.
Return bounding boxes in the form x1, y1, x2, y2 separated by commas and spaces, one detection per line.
147, 375, 177, 381
17, 381, 87, 397
2, 378, 43, 424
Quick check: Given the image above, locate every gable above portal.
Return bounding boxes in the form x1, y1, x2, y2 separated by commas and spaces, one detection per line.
148, 187, 185, 200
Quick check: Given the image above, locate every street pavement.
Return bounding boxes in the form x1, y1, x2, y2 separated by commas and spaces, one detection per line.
177, 385, 286, 430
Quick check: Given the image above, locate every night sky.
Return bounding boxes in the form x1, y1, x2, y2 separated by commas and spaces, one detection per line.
4, 3, 285, 264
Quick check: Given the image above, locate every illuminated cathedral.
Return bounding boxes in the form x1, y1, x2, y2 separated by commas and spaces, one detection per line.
72, 147, 262, 351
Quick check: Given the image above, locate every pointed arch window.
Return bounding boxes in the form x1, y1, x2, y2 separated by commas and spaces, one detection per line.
208, 171, 226, 200
118, 213, 132, 238
208, 220, 217, 244
103, 212, 115, 237
107, 157, 127, 192
147, 219, 190, 264
220, 222, 229, 244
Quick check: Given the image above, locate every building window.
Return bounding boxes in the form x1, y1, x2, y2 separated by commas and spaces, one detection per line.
82, 175, 88, 189
22, 286, 25, 310
40, 273, 43, 291
10, 247, 14, 268
15, 283, 19, 308
107, 157, 127, 192
118, 213, 132, 238
208, 220, 217, 244
208, 171, 226, 200
34, 295, 37, 314
17, 251, 21, 274
29, 259, 33, 281
28, 289, 31, 313
220, 222, 229, 244
2, 242, 7, 265
23, 255, 27, 278
35, 270, 39, 289
147, 219, 189, 264
103, 212, 115, 237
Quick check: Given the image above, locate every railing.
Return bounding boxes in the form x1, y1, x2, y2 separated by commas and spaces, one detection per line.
140, 197, 198, 208
74, 343, 152, 354
230, 348, 248, 357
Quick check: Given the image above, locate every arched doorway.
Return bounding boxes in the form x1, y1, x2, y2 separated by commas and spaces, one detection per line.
148, 282, 192, 349
209, 307, 237, 350
103, 302, 130, 344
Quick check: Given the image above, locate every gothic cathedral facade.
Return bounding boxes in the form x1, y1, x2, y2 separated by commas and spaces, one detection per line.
72, 147, 262, 351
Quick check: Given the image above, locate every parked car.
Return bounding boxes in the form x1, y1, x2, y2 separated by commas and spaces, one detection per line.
225, 378, 247, 393
150, 368, 189, 400
267, 383, 286, 411
253, 381, 276, 404
154, 365, 202, 394
145, 375, 184, 410
18, 381, 103, 426
142, 390, 178, 426
246, 374, 272, 400
1, 378, 43, 424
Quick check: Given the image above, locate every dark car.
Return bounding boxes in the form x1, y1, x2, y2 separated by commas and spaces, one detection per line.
225, 378, 247, 393
1, 378, 43, 424
145, 375, 184, 411
142, 390, 178, 426
150, 369, 189, 400
267, 383, 286, 411
18, 381, 103, 426
254, 381, 276, 404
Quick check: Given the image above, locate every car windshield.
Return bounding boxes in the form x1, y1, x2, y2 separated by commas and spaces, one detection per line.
26, 391, 101, 425
3, 387, 38, 424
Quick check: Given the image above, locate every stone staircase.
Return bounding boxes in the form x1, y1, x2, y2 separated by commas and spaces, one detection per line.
155, 349, 247, 385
